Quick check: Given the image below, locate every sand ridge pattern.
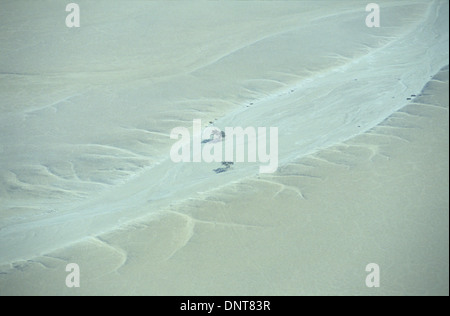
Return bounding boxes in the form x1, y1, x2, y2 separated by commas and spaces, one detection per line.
0, 1, 448, 295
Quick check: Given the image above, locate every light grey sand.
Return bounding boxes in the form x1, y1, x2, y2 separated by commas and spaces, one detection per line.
0, 1, 448, 295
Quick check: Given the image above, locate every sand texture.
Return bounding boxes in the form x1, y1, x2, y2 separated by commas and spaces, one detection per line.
0, 1, 448, 295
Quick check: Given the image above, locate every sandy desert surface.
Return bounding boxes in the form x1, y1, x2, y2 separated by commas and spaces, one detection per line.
0, 1, 448, 295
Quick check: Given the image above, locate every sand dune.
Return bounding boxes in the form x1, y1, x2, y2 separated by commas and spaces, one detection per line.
0, 1, 448, 295
1, 66, 447, 295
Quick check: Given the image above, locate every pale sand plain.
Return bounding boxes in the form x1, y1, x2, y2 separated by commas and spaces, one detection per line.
0, 1, 448, 295
1, 66, 447, 295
